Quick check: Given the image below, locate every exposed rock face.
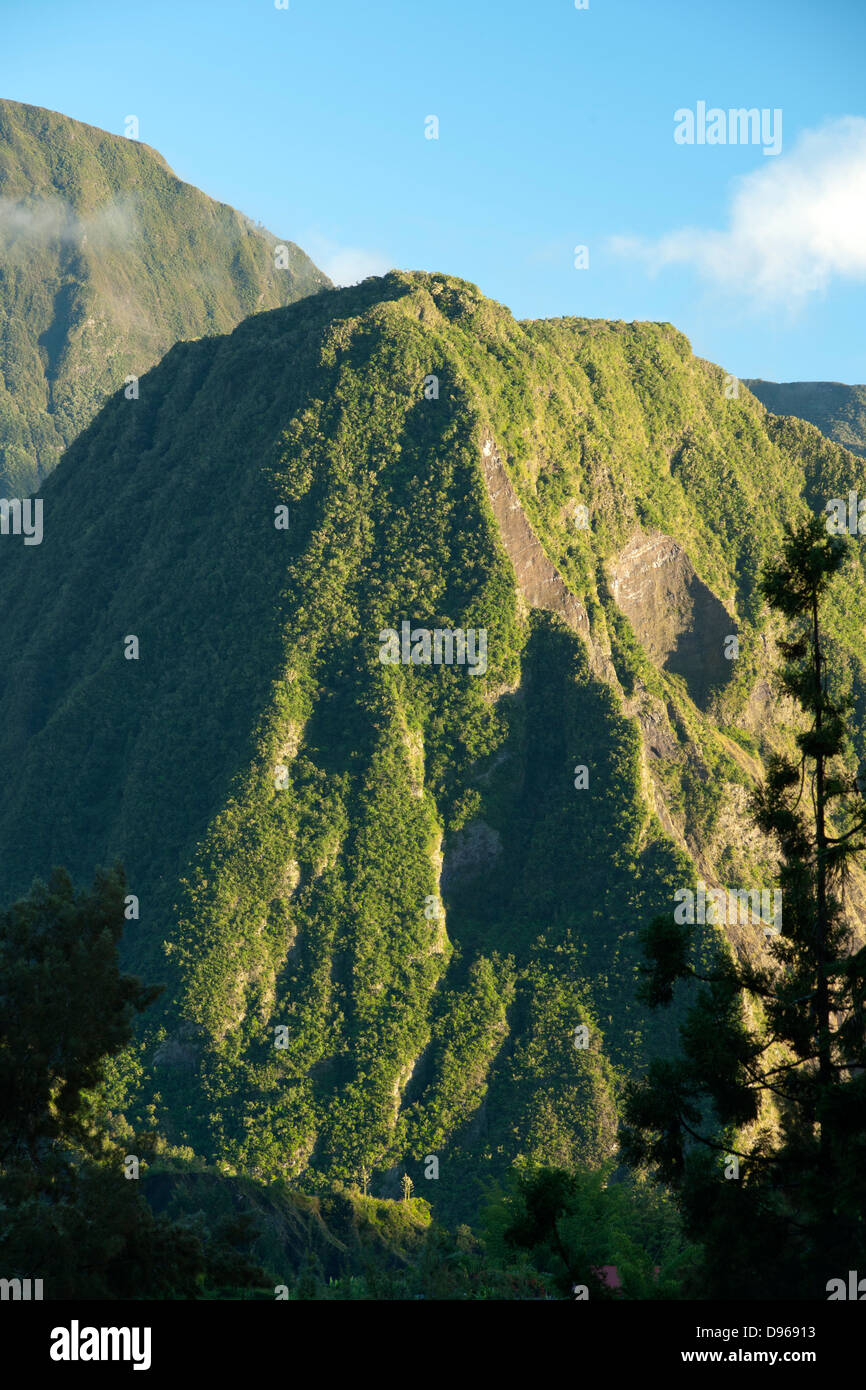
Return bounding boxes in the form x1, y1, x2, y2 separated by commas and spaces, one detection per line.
624, 683, 681, 762
480, 434, 615, 684
608, 530, 734, 709
476, 445, 799, 959
482, 436, 591, 636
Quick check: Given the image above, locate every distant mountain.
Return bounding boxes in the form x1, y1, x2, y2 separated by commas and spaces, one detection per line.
0, 99, 330, 494
745, 379, 866, 458
1, 271, 865, 1219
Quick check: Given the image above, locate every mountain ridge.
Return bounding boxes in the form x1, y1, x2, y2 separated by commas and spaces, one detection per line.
745, 378, 866, 458
0, 97, 330, 494
1, 269, 865, 1218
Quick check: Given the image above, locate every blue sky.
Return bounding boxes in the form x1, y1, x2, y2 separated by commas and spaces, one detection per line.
4, 0, 866, 381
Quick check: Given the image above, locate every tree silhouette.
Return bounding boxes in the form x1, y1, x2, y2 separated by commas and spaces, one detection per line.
0, 866, 264, 1298
622, 514, 866, 1298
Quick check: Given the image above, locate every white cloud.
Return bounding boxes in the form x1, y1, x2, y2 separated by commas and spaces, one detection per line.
0, 195, 138, 249
303, 233, 392, 287
610, 117, 866, 303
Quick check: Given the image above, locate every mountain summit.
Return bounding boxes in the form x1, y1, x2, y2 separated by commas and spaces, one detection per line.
1, 270, 864, 1215
0, 99, 329, 494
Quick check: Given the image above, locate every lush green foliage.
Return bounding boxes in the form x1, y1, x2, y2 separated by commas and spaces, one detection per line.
0, 270, 864, 1227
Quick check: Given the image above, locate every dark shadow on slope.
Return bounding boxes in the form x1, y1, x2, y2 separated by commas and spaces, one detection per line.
664, 568, 736, 709
0, 295, 367, 978
404, 614, 695, 1222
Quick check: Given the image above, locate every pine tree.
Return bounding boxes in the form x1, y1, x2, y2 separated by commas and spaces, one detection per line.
621, 514, 866, 1298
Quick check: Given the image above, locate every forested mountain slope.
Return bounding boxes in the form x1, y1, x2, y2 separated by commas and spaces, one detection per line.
1, 271, 864, 1217
0, 98, 329, 494
745, 378, 866, 459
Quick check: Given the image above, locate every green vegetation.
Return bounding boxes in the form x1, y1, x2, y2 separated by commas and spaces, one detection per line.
0, 866, 697, 1300
0, 269, 865, 1235
0, 99, 329, 494
482, 1162, 699, 1299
